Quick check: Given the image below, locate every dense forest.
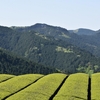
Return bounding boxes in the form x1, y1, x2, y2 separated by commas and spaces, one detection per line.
0, 24, 100, 74
14, 23, 100, 57
0, 48, 58, 75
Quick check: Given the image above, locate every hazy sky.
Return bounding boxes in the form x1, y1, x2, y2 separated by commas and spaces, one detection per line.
0, 0, 100, 30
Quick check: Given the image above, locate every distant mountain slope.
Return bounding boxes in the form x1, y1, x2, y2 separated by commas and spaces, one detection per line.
0, 25, 100, 74
69, 28, 97, 35
13, 23, 100, 57
11, 23, 72, 40
0, 48, 58, 75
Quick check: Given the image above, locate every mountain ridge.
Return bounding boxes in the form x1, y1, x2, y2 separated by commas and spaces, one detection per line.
69, 28, 98, 35
13, 23, 100, 57
0, 25, 100, 74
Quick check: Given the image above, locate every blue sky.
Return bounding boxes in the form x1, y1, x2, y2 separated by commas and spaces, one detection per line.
0, 0, 100, 30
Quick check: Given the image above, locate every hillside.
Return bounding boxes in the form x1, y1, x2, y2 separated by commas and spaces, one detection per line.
0, 73, 99, 100
0, 25, 100, 74
69, 28, 97, 35
0, 26, 100, 73
0, 48, 58, 75
13, 23, 100, 57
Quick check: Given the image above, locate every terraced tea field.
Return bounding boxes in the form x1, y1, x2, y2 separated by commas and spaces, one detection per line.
0, 73, 100, 100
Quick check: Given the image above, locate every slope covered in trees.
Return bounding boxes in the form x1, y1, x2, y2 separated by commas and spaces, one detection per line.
0, 48, 58, 75
0, 25, 100, 73
14, 23, 100, 57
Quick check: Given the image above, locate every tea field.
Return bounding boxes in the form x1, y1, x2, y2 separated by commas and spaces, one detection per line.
0, 73, 99, 100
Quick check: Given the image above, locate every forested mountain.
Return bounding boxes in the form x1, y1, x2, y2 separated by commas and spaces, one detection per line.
0, 48, 58, 75
13, 23, 100, 57
69, 28, 97, 35
0, 25, 100, 74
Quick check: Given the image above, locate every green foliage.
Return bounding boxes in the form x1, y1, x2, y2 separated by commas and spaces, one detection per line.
0, 48, 58, 75
94, 65, 99, 71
